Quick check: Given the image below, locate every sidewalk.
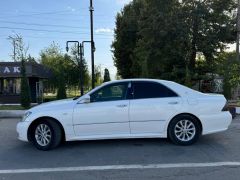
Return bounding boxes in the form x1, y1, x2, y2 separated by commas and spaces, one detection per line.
0, 110, 25, 119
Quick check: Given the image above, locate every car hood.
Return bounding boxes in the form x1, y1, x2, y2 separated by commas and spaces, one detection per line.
29, 98, 75, 112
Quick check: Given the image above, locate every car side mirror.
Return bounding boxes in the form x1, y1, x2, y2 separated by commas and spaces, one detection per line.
78, 95, 91, 104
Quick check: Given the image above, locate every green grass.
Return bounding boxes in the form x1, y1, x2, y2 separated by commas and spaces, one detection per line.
236, 101, 240, 107
0, 105, 26, 110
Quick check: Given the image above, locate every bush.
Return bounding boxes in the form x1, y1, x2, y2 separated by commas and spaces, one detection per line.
56, 76, 67, 100
223, 78, 232, 99
20, 60, 31, 109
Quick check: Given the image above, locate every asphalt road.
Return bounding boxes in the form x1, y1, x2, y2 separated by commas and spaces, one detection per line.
0, 117, 240, 180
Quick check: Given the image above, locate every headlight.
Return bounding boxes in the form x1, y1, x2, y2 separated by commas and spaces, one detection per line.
21, 111, 32, 122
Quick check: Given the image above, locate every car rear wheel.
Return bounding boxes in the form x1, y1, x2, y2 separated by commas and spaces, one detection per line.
30, 119, 62, 151
168, 115, 201, 145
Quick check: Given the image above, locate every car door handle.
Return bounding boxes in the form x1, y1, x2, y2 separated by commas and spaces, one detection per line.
168, 101, 179, 105
116, 104, 127, 108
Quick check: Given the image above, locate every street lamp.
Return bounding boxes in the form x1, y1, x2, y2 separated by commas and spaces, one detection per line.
66, 40, 96, 96
66, 41, 84, 96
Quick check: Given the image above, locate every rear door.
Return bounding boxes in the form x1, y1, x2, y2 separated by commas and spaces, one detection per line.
129, 81, 182, 134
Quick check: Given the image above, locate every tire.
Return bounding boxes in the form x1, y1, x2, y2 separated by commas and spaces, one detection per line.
168, 115, 201, 146
30, 119, 62, 151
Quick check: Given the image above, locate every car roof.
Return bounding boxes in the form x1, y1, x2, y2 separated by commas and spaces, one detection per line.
102, 78, 171, 85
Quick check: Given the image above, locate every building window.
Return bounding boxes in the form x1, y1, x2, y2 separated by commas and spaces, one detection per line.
1, 78, 21, 95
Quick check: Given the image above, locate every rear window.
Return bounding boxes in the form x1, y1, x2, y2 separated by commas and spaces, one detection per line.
133, 81, 178, 99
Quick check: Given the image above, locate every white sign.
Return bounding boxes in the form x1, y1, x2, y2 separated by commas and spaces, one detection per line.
0, 66, 21, 74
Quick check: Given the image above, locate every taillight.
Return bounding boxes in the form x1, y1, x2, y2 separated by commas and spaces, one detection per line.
222, 103, 229, 111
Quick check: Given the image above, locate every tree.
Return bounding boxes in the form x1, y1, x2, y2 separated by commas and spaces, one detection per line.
112, 0, 237, 85
8, 34, 29, 62
112, 0, 144, 78
40, 42, 91, 97
9, 35, 32, 108
40, 43, 65, 96
20, 60, 31, 108
94, 65, 103, 86
26, 54, 37, 63
69, 45, 90, 89
134, 0, 188, 82
8, 34, 31, 108
40, 43, 71, 97
56, 74, 67, 100
103, 68, 111, 82
216, 52, 240, 99
181, 0, 237, 73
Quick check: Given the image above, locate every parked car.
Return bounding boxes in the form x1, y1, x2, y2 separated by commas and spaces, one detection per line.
17, 79, 232, 150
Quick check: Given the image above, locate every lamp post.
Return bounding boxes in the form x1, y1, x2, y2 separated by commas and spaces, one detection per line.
82, 40, 92, 55
66, 40, 95, 96
66, 41, 84, 96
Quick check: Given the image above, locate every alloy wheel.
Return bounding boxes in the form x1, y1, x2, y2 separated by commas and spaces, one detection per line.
174, 119, 196, 142
35, 124, 52, 146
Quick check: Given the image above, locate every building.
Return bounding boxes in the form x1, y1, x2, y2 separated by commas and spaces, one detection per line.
0, 62, 52, 104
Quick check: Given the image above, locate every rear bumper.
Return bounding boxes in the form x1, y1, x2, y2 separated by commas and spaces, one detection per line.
200, 112, 232, 135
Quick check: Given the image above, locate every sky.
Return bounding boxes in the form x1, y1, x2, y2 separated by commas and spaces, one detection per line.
0, 0, 132, 79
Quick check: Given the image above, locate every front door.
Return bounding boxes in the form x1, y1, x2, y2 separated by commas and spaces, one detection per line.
73, 82, 130, 137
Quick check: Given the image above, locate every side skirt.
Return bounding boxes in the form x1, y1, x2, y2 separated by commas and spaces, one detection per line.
66, 133, 167, 142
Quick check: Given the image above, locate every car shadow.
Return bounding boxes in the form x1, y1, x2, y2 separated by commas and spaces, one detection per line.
61, 138, 172, 148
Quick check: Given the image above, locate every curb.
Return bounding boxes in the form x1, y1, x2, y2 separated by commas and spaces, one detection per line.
0, 110, 25, 119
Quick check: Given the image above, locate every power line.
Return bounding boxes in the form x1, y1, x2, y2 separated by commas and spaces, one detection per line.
0, 20, 89, 29
0, 34, 113, 40
0, 16, 115, 24
0, 26, 113, 36
0, 17, 114, 24
0, 11, 116, 23
0, 10, 77, 18
0, 9, 88, 14
0, 17, 84, 23
0, 26, 83, 34
0, 10, 109, 18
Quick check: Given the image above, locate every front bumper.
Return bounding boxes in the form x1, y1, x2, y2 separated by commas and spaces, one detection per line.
16, 121, 31, 142
200, 111, 232, 135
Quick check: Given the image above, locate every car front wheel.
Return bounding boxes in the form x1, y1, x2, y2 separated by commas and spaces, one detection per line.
30, 119, 62, 151
168, 115, 201, 145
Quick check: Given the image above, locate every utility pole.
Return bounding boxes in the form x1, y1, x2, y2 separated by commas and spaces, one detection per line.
90, 0, 95, 89
237, 0, 240, 61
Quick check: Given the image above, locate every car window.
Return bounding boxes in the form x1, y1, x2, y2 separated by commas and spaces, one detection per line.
90, 83, 128, 102
133, 81, 178, 99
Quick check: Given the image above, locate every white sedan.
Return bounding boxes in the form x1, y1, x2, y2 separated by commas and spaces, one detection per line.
17, 79, 232, 150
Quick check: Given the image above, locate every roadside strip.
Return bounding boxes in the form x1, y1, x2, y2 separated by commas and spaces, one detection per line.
0, 162, 240, 174
0, 110, 25, 118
